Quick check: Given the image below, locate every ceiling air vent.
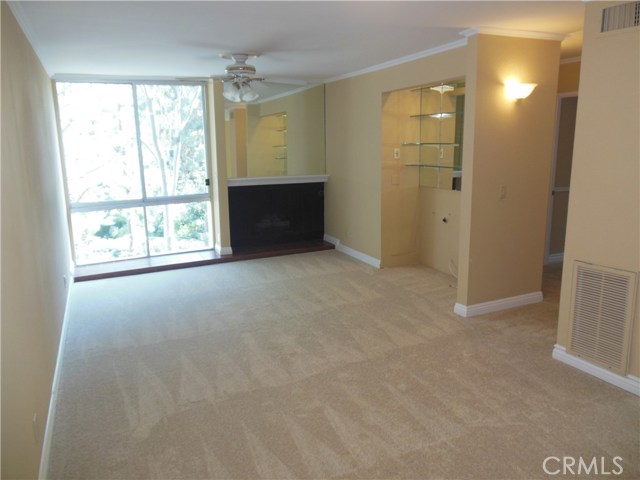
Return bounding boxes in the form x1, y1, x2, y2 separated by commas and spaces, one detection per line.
601, 2, 640, 32
568, 262, 637, 374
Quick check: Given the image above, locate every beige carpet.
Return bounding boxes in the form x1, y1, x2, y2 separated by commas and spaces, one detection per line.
48, 250, 639, 479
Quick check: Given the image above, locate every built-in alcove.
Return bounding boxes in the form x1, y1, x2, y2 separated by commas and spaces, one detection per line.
381, 78, 465, 273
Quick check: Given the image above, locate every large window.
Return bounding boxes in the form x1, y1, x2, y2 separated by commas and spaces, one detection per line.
56, 82, 213, 265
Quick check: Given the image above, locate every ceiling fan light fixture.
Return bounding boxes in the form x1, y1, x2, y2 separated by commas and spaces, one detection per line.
225, 63, 257, 76
239, 82, 259, 102
222, 77, 260, 103
217, 53, 264, 103
222, 80, 241, 102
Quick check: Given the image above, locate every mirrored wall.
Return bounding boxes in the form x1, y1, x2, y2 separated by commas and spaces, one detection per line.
225, 84, 325, 178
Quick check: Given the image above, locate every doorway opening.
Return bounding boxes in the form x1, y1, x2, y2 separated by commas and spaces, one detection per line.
546, 93, 578, 264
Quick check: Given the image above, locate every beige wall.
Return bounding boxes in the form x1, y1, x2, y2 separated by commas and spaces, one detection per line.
457, 34, 561, 306
419, 188, 461, 274
1, 4, 72, 477
225, 107, 248, 178
207, 80, 231, 252
556, 2, 640, 375
558, 60, 581, 93
326, 47, 467, 261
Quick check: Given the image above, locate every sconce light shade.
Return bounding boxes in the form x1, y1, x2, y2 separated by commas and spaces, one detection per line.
505, 79, 537, 101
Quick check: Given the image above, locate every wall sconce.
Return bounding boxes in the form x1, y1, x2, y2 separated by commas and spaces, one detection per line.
505, 79, 537, 101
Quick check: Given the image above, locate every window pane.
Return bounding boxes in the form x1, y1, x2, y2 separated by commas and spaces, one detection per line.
71, 208, 147, 264
57, 83, 142, 202
136, 85, 208, 198
147, 202, 213, 255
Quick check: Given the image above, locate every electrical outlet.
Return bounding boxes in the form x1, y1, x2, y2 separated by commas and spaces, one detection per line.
393, 148, 400, 159
63, 274, 68, 288
499, 184, 507, 200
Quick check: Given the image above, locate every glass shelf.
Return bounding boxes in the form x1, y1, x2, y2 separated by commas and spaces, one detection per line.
411, 82, 465, 93
409, 112, 463, 119
401, 142, 460, 147
400, 79, 465, 190
404, 163, 461, 170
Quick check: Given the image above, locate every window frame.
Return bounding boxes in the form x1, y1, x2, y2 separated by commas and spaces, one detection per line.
54, 78, 214, 265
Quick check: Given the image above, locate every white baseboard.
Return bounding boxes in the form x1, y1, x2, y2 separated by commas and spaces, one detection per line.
454, 291, 543, 317
323, 234, 340, 247
215, 245, 233, 256
39, 278, 74, 479
324, 234, 381, 269
552, 345, 640, 396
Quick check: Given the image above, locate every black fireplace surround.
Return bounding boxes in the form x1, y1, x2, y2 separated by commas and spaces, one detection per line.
228, 182, 324, 250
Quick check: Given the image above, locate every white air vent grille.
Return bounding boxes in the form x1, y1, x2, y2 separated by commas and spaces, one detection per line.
568, 262, 636, 374
601, 2, 640, 32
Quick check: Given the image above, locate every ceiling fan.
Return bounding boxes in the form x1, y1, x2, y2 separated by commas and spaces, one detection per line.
212, 53, 265, 103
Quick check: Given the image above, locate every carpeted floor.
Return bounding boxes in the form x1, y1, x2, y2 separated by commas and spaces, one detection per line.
47, 250, 639, 479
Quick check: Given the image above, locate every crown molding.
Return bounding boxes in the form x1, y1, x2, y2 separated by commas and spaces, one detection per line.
460, 27, 567, 42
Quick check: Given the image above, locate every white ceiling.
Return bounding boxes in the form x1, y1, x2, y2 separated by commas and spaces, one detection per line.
10, 1, 585, 86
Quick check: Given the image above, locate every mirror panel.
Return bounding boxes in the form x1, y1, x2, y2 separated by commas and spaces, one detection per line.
225, 84, 325, 178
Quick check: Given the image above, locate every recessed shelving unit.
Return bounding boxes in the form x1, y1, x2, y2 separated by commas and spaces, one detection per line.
401, 80, 465, 190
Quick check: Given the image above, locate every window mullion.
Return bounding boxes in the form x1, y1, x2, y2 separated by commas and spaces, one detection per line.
69, 194, 210, 213
131, 84, 151, 257
132, 84, 148, 201
201, 85, 213, 197
70, 199, 145, 213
